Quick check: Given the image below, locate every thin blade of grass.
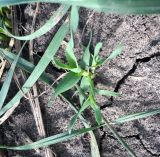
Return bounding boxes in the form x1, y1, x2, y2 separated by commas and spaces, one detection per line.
0, 41, 26, 110
0, 124, 104, 150
0, 21, 69, 116
113, 108, 160, 124
3, 5, 70, 40
70, 5, 79, 32
94, 42, 102, 57
97, 46, 123, 66
0, 49, 53, 85
103, 117, 137, 157
65, 33, 78, 68
1, 1, 160, 14
68, 97, 91, 133
95, 89, 120, 97
81, 33, 92, 68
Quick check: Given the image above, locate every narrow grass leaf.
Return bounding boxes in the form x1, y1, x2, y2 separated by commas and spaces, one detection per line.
79, 76, 89, 104
81, 33, 92, 68
107, 46, 123, 60
0, 124, 104, 150
54, 71, 81, 97
97, 46, 123, 66
0, 41, 26, 110
0, 22, 69, 116
70, 5, 79, 32
94, 42, 102, 57
53, 59, 70, 70
66, 33, 78, 68
3, 5, 69, 40
103, 118, 137, 157
113, 108, 160, 124
2, 0, 160, 14
90, 132, 101, 157
0, 49, 53, 85
95, 89, 120, 97
68, 97, 91, 133
91, 104, 102, 125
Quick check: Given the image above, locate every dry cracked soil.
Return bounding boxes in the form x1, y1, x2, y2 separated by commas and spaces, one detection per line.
0, 3, 160, 157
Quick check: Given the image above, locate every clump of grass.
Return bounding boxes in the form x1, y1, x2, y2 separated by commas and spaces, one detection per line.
0, 1, 160, 157
0, 6, 11, 43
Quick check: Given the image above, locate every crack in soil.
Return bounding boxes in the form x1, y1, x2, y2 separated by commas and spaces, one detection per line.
101, 132, 160, 156
114, 51, 160, 93
100, 51, 160, 156
100, 51, 160, 110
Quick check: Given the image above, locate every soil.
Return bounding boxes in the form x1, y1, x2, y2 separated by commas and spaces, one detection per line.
0, 3, 160, 157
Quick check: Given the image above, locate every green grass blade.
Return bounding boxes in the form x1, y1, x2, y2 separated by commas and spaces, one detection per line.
0, 21, 69, 116
54, 71, 81, 97
95, 89, 120, 97
94, 42, 102, 57
65, 33, 78, 68
97, 46, 123, 66
0, 49, 53, 85
1, 1, 160, 14
107, 46, 123, 60
113, 108, 160, 124
103, 117, 137, 157
68, 97, 91, 133
0, 124, 103, 150
79, 76, 89, 104
81, 33, 92, 68
0, 42, 26, 110
3, 5, 69, 40
90, 102, 102, 125
70, 5, 79, 32
53, 59, 71, 69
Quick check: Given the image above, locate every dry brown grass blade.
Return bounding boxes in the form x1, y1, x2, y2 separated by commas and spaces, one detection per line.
0, 102, 19, 125
0, 59, 6, 79
28, 3, 54, 157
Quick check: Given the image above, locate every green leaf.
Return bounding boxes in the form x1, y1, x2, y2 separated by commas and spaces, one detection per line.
95, 89, 120, 97
68, 97, 91, 133
97, 46, 123, 66
90, 133, 101, 157
103, 118, 137, 157
0, 49, 53, 85
65, 33, 78, 68
0, 21, 69, 116
0, 0, 160, 14
0, 41, 26, 110
94, 42, 102, 58
3, 5, 70, 40
81, 33, 92, 68
4, 17, 12, 28
70, 5, 79, 32
107, 46, 123, 60
91, 103, 102, 125
79, 76, 90, 104
113, 108, 160, 124
0, 124, 104, 150
53, 58, 71, 70
53, 58, 81, 73
0, 33, 9, 41
54, 71, 81, 97
2, 0, 160, 14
